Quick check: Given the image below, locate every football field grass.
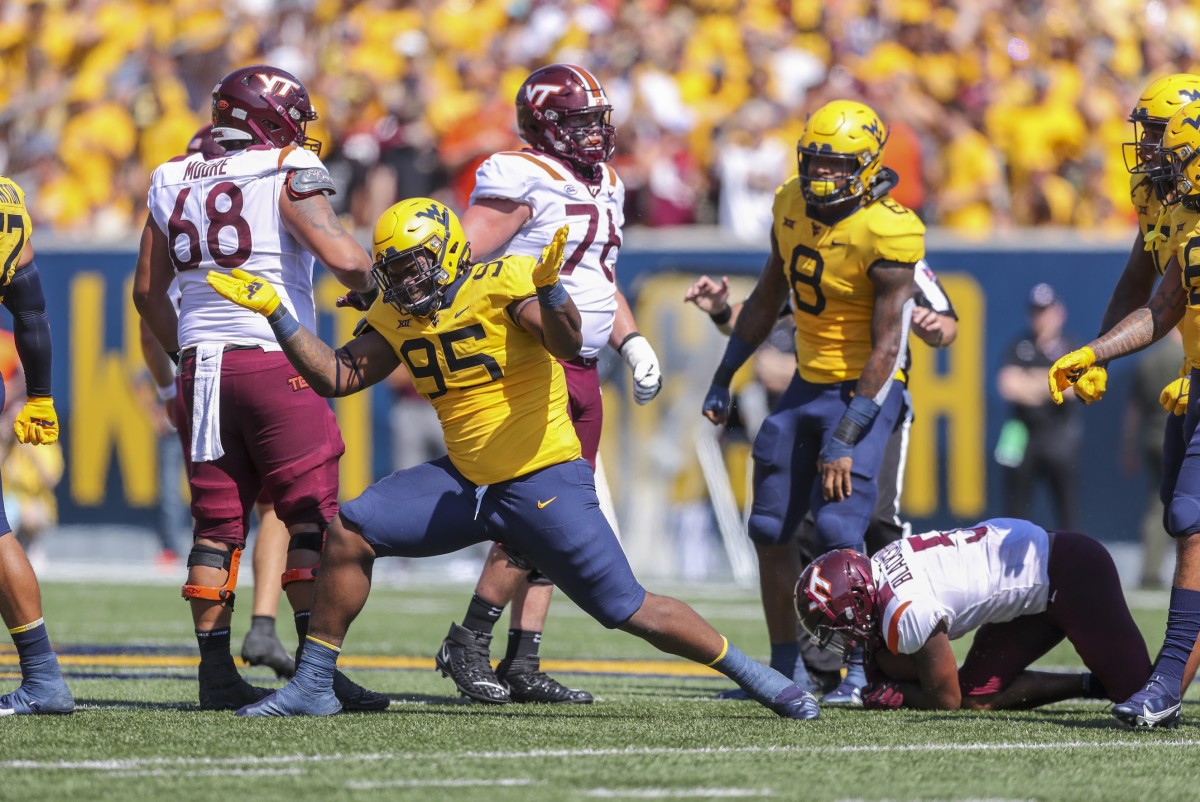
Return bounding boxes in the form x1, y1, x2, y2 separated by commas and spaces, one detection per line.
3, 579, 1198, 801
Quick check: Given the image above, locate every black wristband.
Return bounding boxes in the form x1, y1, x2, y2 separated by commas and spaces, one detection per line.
709, 306, 732, 326
617, 332, 642, 351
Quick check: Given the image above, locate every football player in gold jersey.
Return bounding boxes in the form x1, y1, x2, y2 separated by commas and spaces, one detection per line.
211, 198, 819, 718
702, 100, 920, 705
0, 176, 73, 715
1053, 74, 1200, 703
1050, 99, 1200, 729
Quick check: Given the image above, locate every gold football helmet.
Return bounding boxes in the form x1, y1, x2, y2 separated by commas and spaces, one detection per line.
796, 100, 889, 206
371, 198, 471, 317
1124, 73, 1200, 173
1153, 99, 1200, 207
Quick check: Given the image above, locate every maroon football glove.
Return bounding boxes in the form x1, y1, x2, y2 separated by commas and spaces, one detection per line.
336, 286, 379, 311
862, 681, 904, 710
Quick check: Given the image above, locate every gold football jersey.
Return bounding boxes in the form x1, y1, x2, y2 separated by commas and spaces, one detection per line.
0, 177, 31, 299
1171, 204, 1200, 368
365, 254, 581, 485
772, 178, 924, 383
1133, 174, 1172, 276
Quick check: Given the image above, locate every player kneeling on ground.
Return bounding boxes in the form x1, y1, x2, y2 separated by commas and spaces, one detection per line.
797, 518, 1151, 712
208, 198, 819, 719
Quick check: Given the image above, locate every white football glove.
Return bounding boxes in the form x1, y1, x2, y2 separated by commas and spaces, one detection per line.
619, 334, 662, 405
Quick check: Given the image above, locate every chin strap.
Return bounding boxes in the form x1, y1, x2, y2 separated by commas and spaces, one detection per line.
866, 167, 899, 204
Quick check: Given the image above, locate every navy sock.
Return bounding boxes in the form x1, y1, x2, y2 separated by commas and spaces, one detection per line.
463, 593, 505, 635
10, 618, 52, 660
712, 638, 792, 705
769, 641, 811, 690
1153, 587, 1200, 687
294, 636, 339, 690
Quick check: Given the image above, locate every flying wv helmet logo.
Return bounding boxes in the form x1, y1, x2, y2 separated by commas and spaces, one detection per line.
861, 119, 885, 147
1181, 89, 1200, 103
415, 203, 449, 229
1181, 115, 1200, 131
256, 73, 301, 97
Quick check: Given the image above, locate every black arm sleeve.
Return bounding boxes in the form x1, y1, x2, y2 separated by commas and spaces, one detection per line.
2, 260, 52, 397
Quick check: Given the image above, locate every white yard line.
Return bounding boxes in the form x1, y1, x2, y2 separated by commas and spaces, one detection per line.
4, 740, 1200, 773
585, 789, 773, 798
347, 778, 534, 790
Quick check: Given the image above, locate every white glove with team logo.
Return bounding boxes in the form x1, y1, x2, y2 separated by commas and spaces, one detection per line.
619, 334, 662, 405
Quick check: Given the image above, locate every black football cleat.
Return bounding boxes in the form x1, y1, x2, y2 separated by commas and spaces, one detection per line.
497, 655, 593, 704
241, 626, 296, 679
198, 664, 273, 711
332, 670, 390, 712
435, 622, 510, 704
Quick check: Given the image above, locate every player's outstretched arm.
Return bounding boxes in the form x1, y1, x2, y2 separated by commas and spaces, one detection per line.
702, 234, 789, 426
1049, 255, 1187, 404
515, 225, 582, 359
460, 198, 531, 262
1099, 233, 1161, 335
278, 189, 375, 293
206, 268, 399, 397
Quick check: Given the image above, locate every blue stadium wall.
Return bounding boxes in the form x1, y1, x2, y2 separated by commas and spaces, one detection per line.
36, 236, 1145, 542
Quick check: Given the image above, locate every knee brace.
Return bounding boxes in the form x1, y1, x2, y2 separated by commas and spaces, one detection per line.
281, 529, 325, 589
1166, 495, 1200, 538
182, 544, 242, 608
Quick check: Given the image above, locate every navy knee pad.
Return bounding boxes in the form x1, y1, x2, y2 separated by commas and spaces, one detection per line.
1166, 495, 1200, 538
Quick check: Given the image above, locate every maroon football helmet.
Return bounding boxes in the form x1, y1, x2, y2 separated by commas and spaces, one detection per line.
211, 65, 320, 154
795, 549, 878, 659
186, 124, 225, 158
516, 63, 615, 170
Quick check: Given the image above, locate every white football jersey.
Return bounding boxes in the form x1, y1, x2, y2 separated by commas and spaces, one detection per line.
147, 145, 328, 350
871, 518, 1052, 655
470, 149, 624, 358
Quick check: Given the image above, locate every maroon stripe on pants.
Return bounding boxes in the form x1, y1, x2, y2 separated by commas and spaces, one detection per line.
559, 356, 602, 468
957, 531, 1151, 700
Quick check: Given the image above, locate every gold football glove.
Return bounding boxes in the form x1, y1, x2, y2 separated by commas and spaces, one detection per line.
206, 268, 282, 317
1072, 365, 1108, 404
14, 397, 59, 445
532, 225, 570, 288
1048, 347, 1096, 405
1161, 376, 1190, 416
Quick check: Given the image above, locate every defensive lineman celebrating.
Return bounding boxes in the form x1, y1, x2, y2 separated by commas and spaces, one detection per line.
210, 198, 817, 720
434, 63, 661, 705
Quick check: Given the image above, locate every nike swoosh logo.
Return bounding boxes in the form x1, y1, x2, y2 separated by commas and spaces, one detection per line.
1141, 702, 1181, 723
537, 497, 557, 509
454, 308, 468, 318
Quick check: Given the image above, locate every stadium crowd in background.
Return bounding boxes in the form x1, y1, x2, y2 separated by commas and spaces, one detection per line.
0, 0, 1192, 240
